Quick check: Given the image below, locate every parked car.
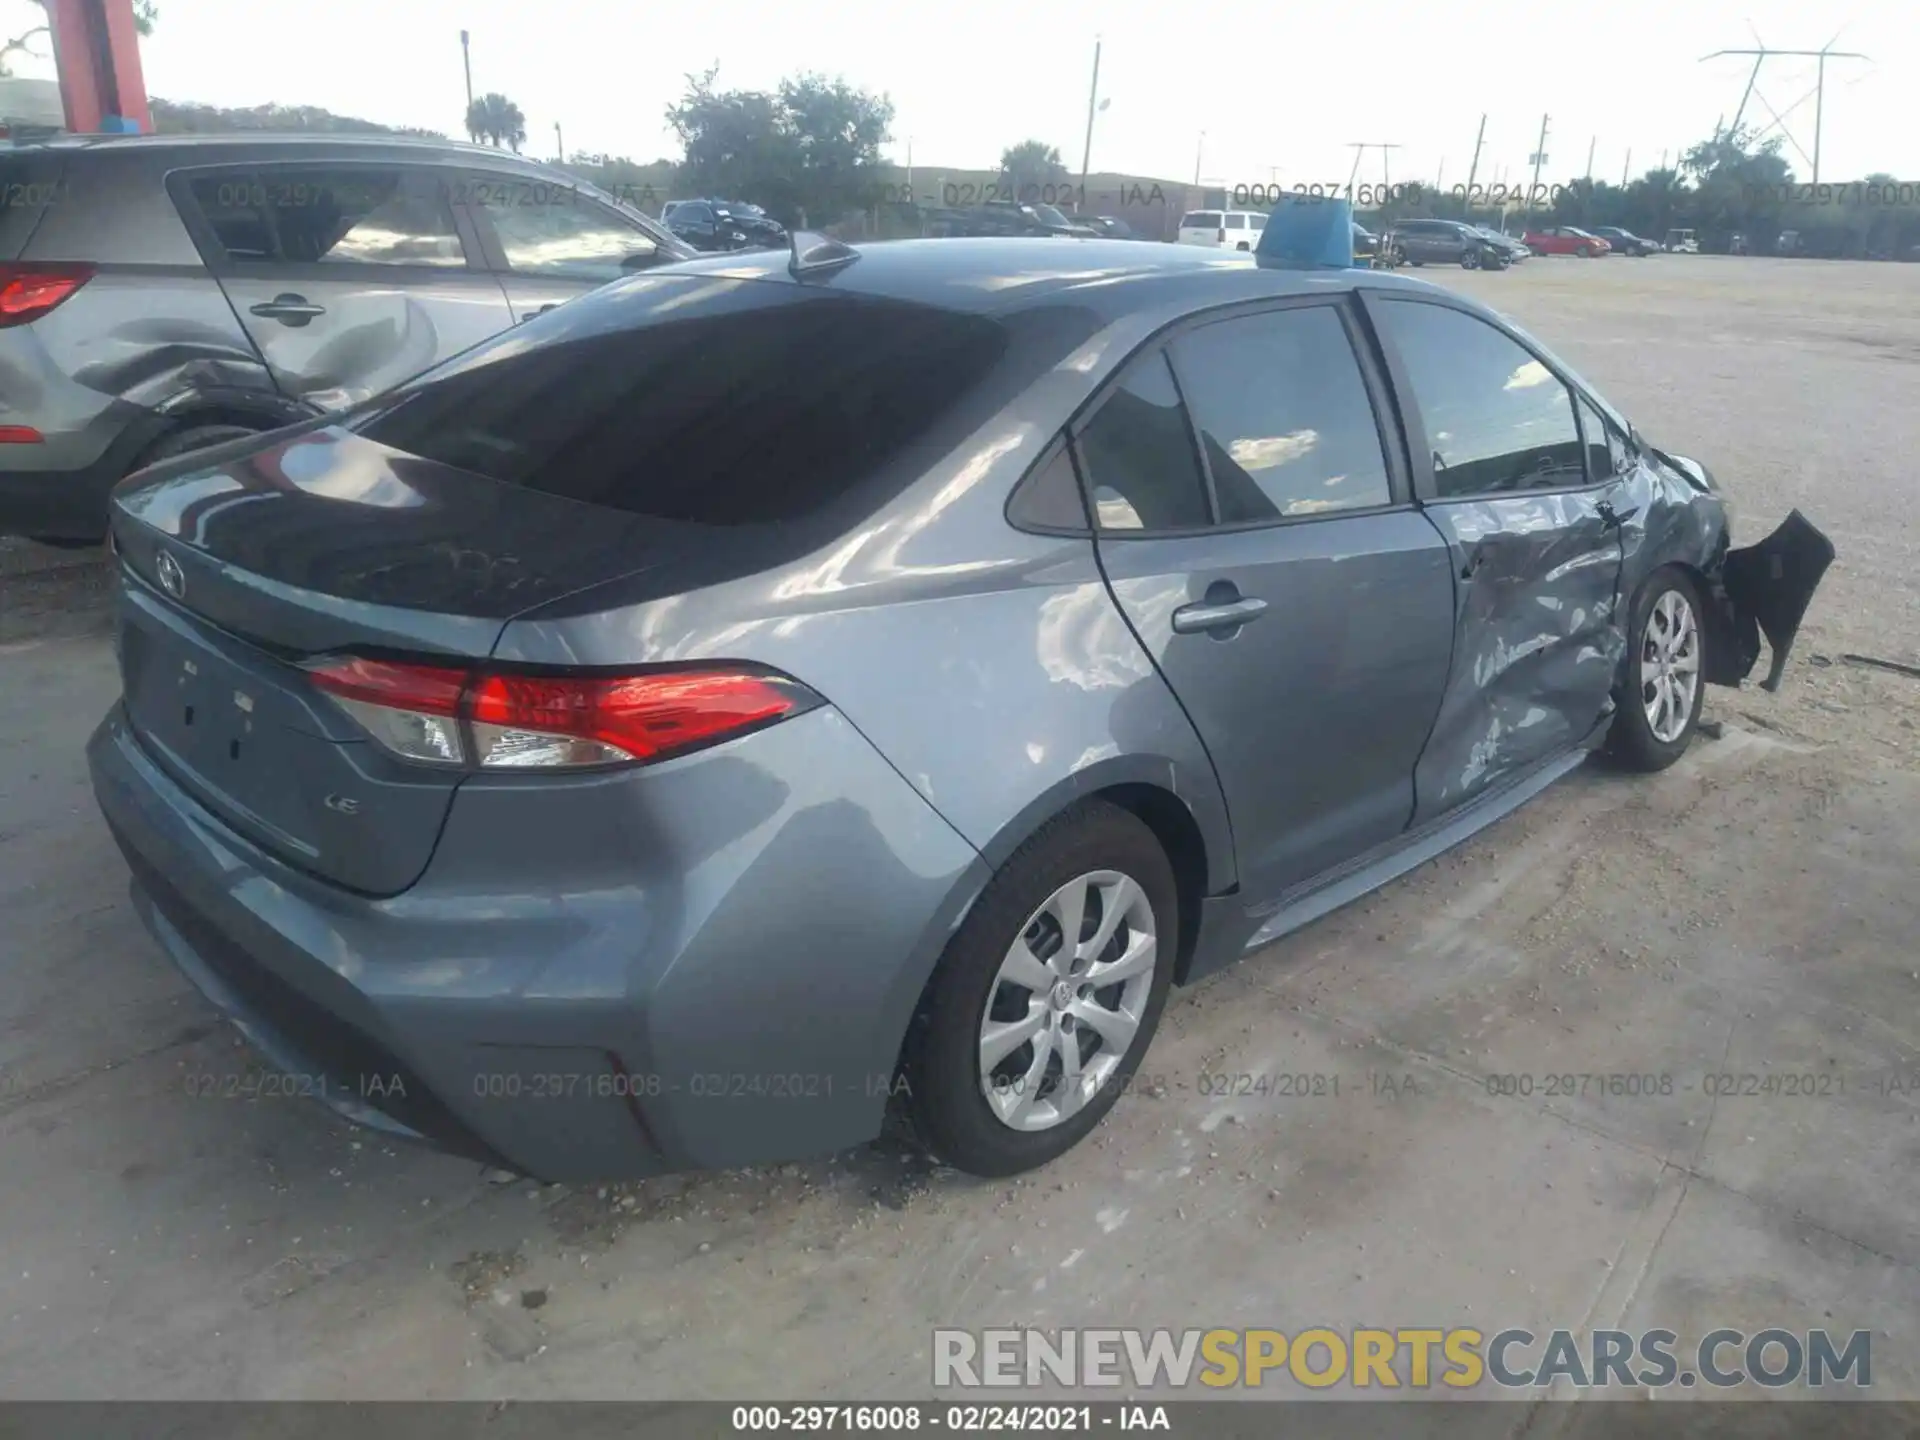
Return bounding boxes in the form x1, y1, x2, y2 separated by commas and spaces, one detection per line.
1085, 216, 1139, 240
1385, 218, 1511, 269
1523, 226, 1612, 257
1176, 209, 1267, 250
1351, 223, 1380, 260
1589, 226, 1658, 256
89, 237, 1832, 1182
0, 133, 690, 546
926, 201, 1094, 239
1471, 225, 1532, 263
664, 198, 788, 252
1664, 228, 1699, 254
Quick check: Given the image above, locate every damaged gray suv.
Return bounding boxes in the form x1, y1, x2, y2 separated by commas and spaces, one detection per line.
0, 132, 686, 544
89, 238, 1832, 1181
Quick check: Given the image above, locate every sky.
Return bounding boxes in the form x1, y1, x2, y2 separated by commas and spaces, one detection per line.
4, 0, 1914, 187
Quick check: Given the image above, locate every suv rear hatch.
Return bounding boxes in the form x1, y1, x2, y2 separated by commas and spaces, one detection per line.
107, 267, 1015, 896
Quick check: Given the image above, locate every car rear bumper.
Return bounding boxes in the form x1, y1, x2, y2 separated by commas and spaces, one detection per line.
0, 402, 167, 541
89, 701, 989, 1181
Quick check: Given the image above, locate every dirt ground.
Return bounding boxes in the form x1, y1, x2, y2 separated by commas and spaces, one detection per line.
0, 256, 1915, 1407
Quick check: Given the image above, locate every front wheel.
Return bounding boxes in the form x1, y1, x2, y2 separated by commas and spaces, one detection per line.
1578, 244, 1595, 257
1460, 248, 1480, 269
1608, 567, 1706, 771
901, 801, 1176, 1177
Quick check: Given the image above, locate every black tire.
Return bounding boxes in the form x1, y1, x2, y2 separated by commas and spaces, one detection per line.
138, 423, 263, 467
901, 800, 1177, 1177
1460, 248, 1480, 269
1607, 566, 1707, 772
1578, 244, 1595, 258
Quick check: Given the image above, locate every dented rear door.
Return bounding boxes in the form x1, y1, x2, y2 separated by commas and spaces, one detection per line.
171, 161, 513, 413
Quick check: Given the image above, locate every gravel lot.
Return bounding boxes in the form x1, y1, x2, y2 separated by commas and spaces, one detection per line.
1, 255, 1915, 1405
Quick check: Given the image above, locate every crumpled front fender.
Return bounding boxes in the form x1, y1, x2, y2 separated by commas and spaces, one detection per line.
1710, 508, 1838, 692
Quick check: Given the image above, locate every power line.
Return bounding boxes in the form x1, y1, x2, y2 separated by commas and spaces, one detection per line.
1700, 38, 1869, 182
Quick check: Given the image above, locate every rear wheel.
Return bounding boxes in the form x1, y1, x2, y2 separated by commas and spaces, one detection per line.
1608, 567, 1706, 771
139, 423, 264, 468
902, 801, 1176, 1177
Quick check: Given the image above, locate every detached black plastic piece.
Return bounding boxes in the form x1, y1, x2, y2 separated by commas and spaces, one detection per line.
1720, 508, 1837, 693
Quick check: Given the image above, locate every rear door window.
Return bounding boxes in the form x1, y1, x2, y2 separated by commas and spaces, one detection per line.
1224, 214, 1246, 230
183, 166, 468, 267
350, 279, 1009, 526
1169, 305, 1394, 523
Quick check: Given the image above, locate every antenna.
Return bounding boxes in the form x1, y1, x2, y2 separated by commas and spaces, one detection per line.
1700, 35, 1869, 182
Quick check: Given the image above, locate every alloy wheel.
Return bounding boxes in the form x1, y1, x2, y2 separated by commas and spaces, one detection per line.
977, 870, 1157, 1132
1642, 589, 1701, 743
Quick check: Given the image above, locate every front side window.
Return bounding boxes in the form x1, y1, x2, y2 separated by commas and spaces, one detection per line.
1075, 353, 1211, 532
482, 191, 660, 281
187, 167, 465, 267
1373, 300, 1585, 497
1170, 305, 1393, 523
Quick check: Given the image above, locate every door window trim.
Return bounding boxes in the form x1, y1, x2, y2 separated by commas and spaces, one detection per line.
1355, 288, 1620, 505
1064, 292, 1417, 540
165, 161, 489, 277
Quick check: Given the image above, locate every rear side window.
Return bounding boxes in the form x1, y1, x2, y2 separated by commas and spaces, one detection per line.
351, 279, 1008, 526
1170, 306, 1392, 522
185, 167, 465, 267
1224, 214, 1246, 230
1074, 353, 1210, 532
1373, 299, 1585, 497
1182, 212, 1223, 229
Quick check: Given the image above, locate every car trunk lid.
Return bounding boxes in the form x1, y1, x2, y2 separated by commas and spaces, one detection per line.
107, 424, 670, 894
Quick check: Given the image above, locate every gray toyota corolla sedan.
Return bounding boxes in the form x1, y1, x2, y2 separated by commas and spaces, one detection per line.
88, 236, 1832, 1180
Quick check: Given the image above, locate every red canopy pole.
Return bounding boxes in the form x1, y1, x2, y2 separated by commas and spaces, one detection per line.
47, 0, 151, 134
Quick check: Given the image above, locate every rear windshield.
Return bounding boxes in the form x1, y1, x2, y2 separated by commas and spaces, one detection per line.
0, 151, 65, 260
351, 275, 1009, 526
1182, 212, 1222, 229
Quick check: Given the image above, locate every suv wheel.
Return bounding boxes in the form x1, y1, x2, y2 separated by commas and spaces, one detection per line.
1460, 248, 1481, 269
902, 801, 1176, 1177
140, 423, 264, 467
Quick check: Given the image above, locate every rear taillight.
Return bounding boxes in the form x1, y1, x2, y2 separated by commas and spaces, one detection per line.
0, 263, 96, 329
304, 657, 819, 771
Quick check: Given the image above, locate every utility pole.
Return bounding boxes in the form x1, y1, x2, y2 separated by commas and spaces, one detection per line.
1078, 36, 1102, 201
1701, 40, 1868, 185
1344, 142, 1400, 201
554, 122, 563, 163
1622, 148, 1631, 186
1585, 135, 1596, 182
1464, 113, 1486, 197
459, 30, 473, 119
1193, 131, 1205, 186
1528, 114, 1550, 214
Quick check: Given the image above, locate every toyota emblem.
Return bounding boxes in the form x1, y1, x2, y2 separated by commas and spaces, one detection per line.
155, 549, 186, 600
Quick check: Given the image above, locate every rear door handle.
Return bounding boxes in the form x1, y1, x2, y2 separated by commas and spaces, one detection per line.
249, 294, 326, 325
518, 303, 561, 324
1171, 596, 1268, 634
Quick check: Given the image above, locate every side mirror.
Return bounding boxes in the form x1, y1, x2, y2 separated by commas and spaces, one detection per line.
620, 248, 658, 272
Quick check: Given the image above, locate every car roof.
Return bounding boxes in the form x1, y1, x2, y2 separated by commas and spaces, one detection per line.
17, 131, 569, 172
648, 236, 1440, 320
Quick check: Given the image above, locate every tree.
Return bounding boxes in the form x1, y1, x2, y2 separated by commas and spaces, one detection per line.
150, 98, 444, 138
1001, 139, 1066, 199
666, 66, 892, 227
465, 92, 526, 152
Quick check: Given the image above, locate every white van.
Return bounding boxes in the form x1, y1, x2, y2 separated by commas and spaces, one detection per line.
1176, 209, 1266, 250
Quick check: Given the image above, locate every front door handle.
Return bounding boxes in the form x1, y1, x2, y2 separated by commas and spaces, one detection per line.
249, 294, 326, 326
1171, 595, 1268, 635
517, 303, 561, 324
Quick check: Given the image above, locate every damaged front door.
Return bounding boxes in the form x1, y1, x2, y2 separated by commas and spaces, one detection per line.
1364, 294, 1632, 822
